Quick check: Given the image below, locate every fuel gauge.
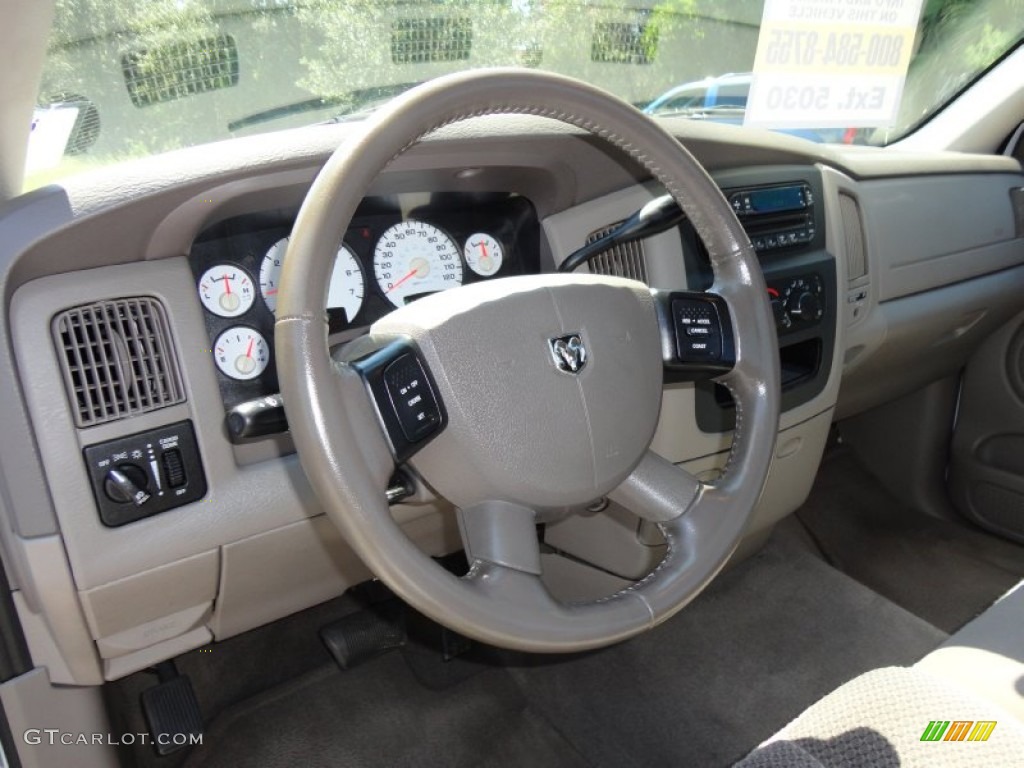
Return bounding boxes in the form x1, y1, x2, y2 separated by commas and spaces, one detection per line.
464, 233, 504, 277
198, 265, 255, 317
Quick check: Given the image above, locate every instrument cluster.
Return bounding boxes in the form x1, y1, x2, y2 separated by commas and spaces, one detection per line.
188, 193, 540, 407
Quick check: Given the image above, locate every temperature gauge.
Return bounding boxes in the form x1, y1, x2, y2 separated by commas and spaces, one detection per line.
464, 233, 504, 277
213, 327, 270, 381
198, 265, 255, 317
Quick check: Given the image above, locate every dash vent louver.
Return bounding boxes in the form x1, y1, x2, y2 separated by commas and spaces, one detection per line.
53, 298, 185, 428
585, 222, 649, 283
839, 192, 867, 281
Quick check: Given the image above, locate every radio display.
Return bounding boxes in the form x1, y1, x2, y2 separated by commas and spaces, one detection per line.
747, 186, 805, 214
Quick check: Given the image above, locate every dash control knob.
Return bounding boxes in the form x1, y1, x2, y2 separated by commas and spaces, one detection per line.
103, 464, 151, 506
84, 419, 206, 528
788, 291, 822, 321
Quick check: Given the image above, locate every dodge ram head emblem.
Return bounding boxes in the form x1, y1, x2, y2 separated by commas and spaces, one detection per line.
549, 334, 587, 374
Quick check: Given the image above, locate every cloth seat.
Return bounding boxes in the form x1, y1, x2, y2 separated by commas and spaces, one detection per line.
916, 581, 1024, 723
737, 581, 1024, 767
735, 666, 1024, 767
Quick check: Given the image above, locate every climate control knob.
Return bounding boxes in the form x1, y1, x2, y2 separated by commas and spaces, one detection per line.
787, 291, 822, 321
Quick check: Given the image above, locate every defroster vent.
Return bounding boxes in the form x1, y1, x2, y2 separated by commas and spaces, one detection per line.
839, 192, 867, 281
585, 222, 649, 283
53, 298, 185, 428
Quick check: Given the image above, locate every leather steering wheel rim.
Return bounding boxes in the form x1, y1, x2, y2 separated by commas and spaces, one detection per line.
275, 69, 780, 653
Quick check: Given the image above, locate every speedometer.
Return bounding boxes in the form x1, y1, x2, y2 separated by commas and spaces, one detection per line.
373, 220, 463, 307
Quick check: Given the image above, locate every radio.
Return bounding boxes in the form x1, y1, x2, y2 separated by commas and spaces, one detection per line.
728, 183, 816, 253
694, 170, 835, 433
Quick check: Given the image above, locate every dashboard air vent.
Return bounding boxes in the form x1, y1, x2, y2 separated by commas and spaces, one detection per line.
53, 298, 185, 428
838, 192, 867, 281
585, 222, 649, 283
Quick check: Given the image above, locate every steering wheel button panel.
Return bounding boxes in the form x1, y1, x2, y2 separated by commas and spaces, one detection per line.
655, 291, 737, 381
384, 354, 442, 443
672, 298, 722, 361
353, 341, 448, 464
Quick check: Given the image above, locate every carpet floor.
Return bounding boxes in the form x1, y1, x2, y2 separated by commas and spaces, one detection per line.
795, 446, 1024, 633
175, 528, 945, 768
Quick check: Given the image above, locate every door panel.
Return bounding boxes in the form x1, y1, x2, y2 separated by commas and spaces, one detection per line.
949, 309, 1024, 542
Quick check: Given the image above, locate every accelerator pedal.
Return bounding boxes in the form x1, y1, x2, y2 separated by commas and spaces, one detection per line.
320, 603, 406, 670
140, 661, 203, 756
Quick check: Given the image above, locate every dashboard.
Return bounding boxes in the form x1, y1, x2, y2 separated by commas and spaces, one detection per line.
187, 193, 540, 406
1, 116, 1022, 686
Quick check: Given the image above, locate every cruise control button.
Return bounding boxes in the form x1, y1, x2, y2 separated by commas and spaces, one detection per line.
383, 354, 441, 443
672, 298, 723, 362
681, 335, 722, 360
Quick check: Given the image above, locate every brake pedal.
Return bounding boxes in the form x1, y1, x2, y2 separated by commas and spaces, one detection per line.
321, 604, 406, 670
140, 661, 203, 756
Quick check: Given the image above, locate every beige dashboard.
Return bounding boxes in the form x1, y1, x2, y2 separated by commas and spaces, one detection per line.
0, 117, 1022, 685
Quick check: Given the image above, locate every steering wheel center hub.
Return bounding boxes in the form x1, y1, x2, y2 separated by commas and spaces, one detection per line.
372, 274, 664, 509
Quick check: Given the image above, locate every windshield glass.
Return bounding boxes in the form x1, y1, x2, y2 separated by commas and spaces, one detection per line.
25, 0, 1024, 190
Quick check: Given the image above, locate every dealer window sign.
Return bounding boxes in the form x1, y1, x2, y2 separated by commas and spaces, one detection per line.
745, 0, 925, 129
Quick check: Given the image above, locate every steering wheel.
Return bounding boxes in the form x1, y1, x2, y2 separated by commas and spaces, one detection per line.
275, 69, 779, 653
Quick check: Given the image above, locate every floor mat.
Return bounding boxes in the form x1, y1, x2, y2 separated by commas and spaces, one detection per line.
104, 593, 368, 768
184, 654, 587, 768
503, 530, 946, 768
178, 531, 944, 768
796, 447, 1024, 633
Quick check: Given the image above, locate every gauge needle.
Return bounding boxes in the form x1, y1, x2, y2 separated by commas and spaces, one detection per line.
222, 275, 232, 294
246, 338, 254, 358
386, 267, 419, 294
265, 288, 278, 296
478, 241, 488, 257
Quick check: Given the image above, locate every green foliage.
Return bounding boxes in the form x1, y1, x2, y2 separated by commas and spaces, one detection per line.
29, 0, 1024, 174
896, 0, 1024, 133
42, 0, 219, 100
290, 0, 707, 106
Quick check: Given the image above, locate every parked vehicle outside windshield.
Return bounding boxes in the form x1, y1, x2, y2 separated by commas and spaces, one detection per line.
26, 0, 1024, 190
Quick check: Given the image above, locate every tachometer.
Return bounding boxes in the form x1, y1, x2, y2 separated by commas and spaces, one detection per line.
373, 220, 463, 307
260, 238, 365, 324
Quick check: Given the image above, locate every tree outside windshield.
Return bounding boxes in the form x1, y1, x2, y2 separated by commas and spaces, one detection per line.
26, 0, 1024, 189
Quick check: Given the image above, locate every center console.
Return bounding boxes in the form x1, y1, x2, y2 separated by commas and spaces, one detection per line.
685, 169, 837, 432
541, 165, 842, 583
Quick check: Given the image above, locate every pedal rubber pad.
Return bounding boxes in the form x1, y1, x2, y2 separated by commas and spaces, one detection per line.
321, 606, 406, 670
140, 674, 203, 756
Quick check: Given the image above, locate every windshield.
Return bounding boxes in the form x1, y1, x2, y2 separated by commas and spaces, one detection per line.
25, 0, 1024, 190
